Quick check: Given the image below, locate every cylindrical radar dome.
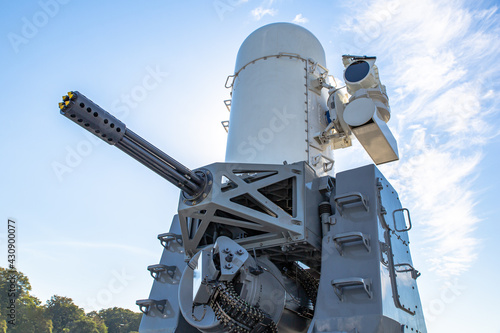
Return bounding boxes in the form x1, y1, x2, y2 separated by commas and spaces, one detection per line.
225, 23, 333, 173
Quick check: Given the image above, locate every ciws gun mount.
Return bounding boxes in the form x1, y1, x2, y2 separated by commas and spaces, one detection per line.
59, 23, 427, 333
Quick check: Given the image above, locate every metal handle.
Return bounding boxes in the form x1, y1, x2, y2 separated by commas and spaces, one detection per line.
395, 263, 420, 279
331, 278, 372, 301
221, 120, 230, 133
223, 99, 231, 112
225, 75, 235, 88
147, 264, 180, 283
333, 232, 370, 255
392, 208, 412, 232
334, 192, 369, 216
158, 233, 184, 253
136, 299, 174, 317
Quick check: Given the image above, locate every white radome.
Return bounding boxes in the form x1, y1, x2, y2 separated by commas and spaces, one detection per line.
225, 22, 334, 175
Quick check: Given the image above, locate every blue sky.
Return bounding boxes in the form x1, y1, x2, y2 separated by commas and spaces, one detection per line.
0, 0, 499, 332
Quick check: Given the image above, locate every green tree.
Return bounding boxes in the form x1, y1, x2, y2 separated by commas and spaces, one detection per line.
0, 267, 52, 332
13, 295, 53, 333
0, 267, 32, 311
0, 307, 7, 333
67, 316, 101, 333
97, 307, 141, 333
45, 295, 85, 333
1, 268, 140, 333
87, 311, 108, 333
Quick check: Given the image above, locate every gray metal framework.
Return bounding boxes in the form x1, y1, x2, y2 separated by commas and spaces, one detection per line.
177, 162, 323, 267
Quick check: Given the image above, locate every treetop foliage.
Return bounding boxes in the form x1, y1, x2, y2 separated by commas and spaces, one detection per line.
0, 267, 141, 333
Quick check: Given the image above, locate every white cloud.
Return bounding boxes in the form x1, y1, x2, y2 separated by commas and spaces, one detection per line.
293, 13, 308, 24
341, 0, 500, 278
251, 6, 277, 20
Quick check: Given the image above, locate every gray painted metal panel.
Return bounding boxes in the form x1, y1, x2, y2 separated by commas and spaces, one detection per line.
311, 165, 426, 333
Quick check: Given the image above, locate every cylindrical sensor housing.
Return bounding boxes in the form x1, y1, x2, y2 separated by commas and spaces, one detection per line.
225, 23, 333, 175
344, 60, 378, 95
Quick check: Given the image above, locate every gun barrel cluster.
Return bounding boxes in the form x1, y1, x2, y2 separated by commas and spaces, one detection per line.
59, 91, 205, 196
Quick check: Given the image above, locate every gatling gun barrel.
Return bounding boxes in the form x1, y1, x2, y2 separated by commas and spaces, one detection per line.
58, 91, 207, 197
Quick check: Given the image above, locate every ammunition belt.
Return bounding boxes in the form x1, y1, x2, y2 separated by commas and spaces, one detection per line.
209, 282, 278, 333
283, 262, 319, 319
